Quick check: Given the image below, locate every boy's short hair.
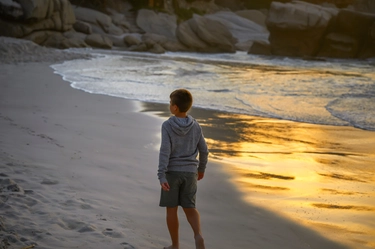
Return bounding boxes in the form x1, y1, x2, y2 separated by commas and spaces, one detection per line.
170, 89, 193, 113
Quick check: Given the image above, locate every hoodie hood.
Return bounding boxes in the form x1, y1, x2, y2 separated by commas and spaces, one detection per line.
168, 115, 195, 136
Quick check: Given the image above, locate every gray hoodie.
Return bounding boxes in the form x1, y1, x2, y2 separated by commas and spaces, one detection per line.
158, 115, 209, 184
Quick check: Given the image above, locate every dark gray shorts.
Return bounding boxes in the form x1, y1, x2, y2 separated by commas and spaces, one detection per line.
159, 171, 197, 208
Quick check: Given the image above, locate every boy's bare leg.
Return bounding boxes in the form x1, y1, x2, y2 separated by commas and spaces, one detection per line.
165, 207, 179, 249
183, 208, 205, 249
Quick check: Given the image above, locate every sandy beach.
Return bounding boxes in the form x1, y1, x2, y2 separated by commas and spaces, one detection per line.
1, 54, 374, 249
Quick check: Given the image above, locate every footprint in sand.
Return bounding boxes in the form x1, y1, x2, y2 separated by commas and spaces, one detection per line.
40, 178, 59, 185
102, 228, 124, 238
120, 242, 135, 249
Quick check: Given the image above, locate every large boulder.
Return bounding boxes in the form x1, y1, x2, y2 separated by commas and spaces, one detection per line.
318, 9, 375, 58
248, 40, 272, 55
178, 14, 236, 53
235, 10, 267, 28
85, 34, 113, 49
176, 18, 208, 51
73, 21, 92, 34
0, 0, 75, 38
136, 9, 177, 41
266, 1, 338, 57
106, 8, 130, 32
204, 11, 269, 51
124, 34, 141, 46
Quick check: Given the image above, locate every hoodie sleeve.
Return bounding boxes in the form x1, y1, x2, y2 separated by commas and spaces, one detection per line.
197, 125, 209, 173
158, 123, 171, 184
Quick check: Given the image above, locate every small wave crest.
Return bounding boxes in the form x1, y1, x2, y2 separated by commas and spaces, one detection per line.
327, 94, 375, 131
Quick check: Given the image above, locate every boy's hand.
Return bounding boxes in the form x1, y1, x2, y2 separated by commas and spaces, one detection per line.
161, 182, 170, 191
198, 172, 204, 180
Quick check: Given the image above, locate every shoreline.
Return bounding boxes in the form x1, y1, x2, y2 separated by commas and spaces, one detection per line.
0, 61, 370, 249
50, 48, 375, 133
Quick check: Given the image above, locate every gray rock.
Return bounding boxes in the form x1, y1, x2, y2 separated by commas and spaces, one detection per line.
248, 40, 272, 55
128, 43, 148, 52
0, 0, 75, 38
73, 21, 92, 34
235, 10, 267, 28
176, 18, 208, 50
17, 0, 54, 20
104, 34, 127, 47
24, 30, 88, 49
106, 23, 124, 36
108, 10, 130, 31
136, 9, 177, 41
267, 1, 338, 57
142, 33, 168, 47
124, 35, 141, 46
205, 11, 269, 51
148, 43, 165, 54
318, 33, 359, 58
17, 0, 75, 30
140, 33, 187, 52
189, 14, 236, 52
162, 40, 188, 52
73, 6, 112, 33
85, 34, 113, 49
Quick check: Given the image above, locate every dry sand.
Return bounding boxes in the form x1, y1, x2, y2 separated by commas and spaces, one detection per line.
0, 38, 356, 249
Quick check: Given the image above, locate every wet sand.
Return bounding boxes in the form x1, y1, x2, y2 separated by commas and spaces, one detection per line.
0, 61, 367, 249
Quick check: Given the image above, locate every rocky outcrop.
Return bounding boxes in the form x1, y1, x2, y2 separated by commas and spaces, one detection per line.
253, 0, 375, 59
1, 0, 374, 58
73, 6, 123, 36
266, 1, 338, 57
0, 0, 76, 38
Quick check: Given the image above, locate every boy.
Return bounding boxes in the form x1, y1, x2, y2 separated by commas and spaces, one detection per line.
158, 89, 209, 249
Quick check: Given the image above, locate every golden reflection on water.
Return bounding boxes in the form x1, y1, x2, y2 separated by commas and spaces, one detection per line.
204, 114, 375, 249
142, 103, 375, 249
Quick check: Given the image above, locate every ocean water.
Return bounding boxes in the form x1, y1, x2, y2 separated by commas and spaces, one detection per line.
51, 49, 375, 131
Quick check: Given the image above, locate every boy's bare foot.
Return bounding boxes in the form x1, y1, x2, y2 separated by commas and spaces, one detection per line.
195, 235, 205, 249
